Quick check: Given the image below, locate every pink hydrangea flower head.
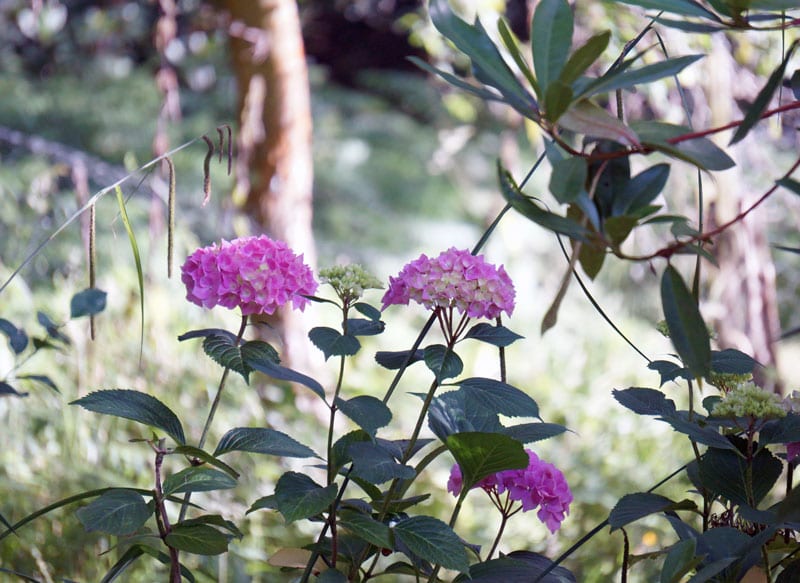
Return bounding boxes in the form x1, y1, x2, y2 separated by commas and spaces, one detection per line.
181, 235, 318, 316
787, 442, 800, 464
382, 248, 515, 319
447, 449, 572, 534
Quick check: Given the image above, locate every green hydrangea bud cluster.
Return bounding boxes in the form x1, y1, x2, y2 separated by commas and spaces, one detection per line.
320, 264, 383, 304
707, 371, 754, 393
712, 381, 787, 420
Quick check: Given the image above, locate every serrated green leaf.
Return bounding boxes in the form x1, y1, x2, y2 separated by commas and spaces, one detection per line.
203, 334, 249, 382
240, 340, 279, 366
608, 492, 695, 531
179, 514, 243, 538
463, 322, 524, 347
697, 446, 782, 506
172, 445, 240, 479
503, 422, 567, 444
274, 472, 338, 523
393, 516, 470, 573
339, 509, 392, 549
213, 427, 317, 458
70, 288, 107, 319
76, 489, 150, 536
71, 389, 185, 444
309, 326, 361, 360
424, 344, 463, 382
730, 40, 798, 145
336, 395, 392, 437
349, 441, 415, 484
165, 523, 229, 556
459, 377, 540, 418
560, 31, 611, 86
531, 0, 574, 93
661, 265, 711, 378
162, 467, 237, 497
613, 387, 678, 416
446, 432, 528, 491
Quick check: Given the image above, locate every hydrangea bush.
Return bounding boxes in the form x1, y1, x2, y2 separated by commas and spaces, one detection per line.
2, 0, 800, 581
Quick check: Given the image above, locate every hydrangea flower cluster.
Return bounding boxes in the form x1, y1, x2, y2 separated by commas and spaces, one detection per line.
181, 235, 317, 316
320, 264, 383, 305
381, 247, 515, 320
447, 449, 572, 533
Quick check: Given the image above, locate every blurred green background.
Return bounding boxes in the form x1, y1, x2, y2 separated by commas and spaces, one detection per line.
1, 1, 798, 581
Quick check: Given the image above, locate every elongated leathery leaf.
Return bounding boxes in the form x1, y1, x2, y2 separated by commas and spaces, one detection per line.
613, 0, 720, 18
76, 489, 150, 536
531, 0, 574, 93
71, 389, 185, 444
661, 265, 710, 379
577, 55, 703, 100
559, 31, 611, 86
214, 427, 317, 458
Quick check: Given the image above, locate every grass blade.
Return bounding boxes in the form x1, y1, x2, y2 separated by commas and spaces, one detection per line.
115, 186, 145, 362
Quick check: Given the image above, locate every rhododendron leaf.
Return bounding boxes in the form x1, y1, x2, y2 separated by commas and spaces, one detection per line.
71, 389, 185, 445
245, 357, 326, 401
630, 121, 734, 171
531, 0, 573, 93
463, 322, 524, 347
274, 472, 338, 523
336, 396, 392, 437
162, 468, 237, 497
0, 318, 28, 354
349, 442, 415, 484
424, 344, 463, 382
375, 350, 425, 370
609, 493, 696, 531
661, 265, 710, 379
613, 387, 677, 416
346, 318, 385, 336
339, 509, 393, 549
202, 334, 250, 382
70, 288, 107, 319
446, 432, 528, 491
309, 326, 361, 360
611, 0, 719, 18
214, 427, 317, 458
457, 551, 576, 582
558, 101, 640, 147
172, 446, 240, 479
710, 349, 759, 374
460, 377, 540, 419
393, 516, 470, 574
559, 31, 611, 86
354, 302, 382, 321
647, 360, 691, 386
165, 524, 229, 556
697, 447, 782, 506
577, 55, 703, 100
503, 422, 567, 444
549, 156, 587, 204
613, 164, 670, 216
76, 489, 150, 536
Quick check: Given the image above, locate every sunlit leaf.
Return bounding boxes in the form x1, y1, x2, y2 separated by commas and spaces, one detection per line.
559, 31, 611, 86
577, 55, 703, 100
558, 100, 640, 146
214, 427, 317, 458
446, 432, 528, 491
531, 0, 574, 93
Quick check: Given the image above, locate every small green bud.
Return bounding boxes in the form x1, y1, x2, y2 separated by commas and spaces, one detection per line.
320, 264, 383, 304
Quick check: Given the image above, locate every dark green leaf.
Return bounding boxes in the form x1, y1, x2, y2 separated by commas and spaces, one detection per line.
730, 40, 798, 145
604, 216, 638, 246
459, 377, 540, 418
608, 492, 693, 531
661, 265, 711, 378
339, 509, 392, 549
70, 288, 107, 319
178, 328, 237, 343
792, 69, 800, 101
37, 311, 69, 344
336, 395, 392, 437
631, 121, 735, 171
661, 539, 698, 583
393, 515, 470, 574
240, 340, 280, 366
778, 177, 800, 197
531, 0, 574, 92
247, 495, 277, 514
611, 0, 720, 18
578, 55, 703, 99
245, 357, 326, 401
543, 81, 573, 122
497, 18, 539, 95
446, 432, 528, 491
503, 422, 567, 443
346, 318, 385, 336
613, 387, 677, 416
172, 445, 240, 479
463, 322, 524, 347
165, 523, 229, 556
710, 349, 759, 374
71, 389, 185, 445
318, 570, 348, 583
424, 344, 463, 382
428, 390, 504, 440
559, 100, 641, 146
354, 302, 382, 321
179, 514, 243, 538
99, 544, 145, 583
777, 484, 800, 522
408, 57, 508, 104
349, 441, 415, 484
648, 360, 691, 385
0, 381, 27, 397
560, 31, 611, 86
162, 467, 237, 497
698, 446, 782, 506
0, 318, 28, 354
549, 156, 587, 204
458, 551, 576, 582
203, 334, 248, 382
760, 413, 800, 446
428, 0, 536, 114
214, 427, 317, 458
76, 489, 150, 536
498, 162, 590, 241
614, 164, 670, 215
16, 374, 59, 393
309, 326, 361, 360
375, 349, 425, 370
274, 472, 338, 523
665, 416, 739, 450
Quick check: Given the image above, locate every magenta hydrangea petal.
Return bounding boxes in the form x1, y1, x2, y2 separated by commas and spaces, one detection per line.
382, 248, 515, 320
180, 235, 317, 315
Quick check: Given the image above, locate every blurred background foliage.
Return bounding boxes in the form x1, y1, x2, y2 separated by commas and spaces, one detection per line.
0, 0, 798, 581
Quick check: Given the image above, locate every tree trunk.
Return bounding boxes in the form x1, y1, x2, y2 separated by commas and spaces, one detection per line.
225, 0, 316, 372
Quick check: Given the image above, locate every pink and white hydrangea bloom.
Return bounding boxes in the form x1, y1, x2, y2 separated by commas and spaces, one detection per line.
181, 235, 317, 316
381, 247, 515, 320
448, 449, 572, 534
